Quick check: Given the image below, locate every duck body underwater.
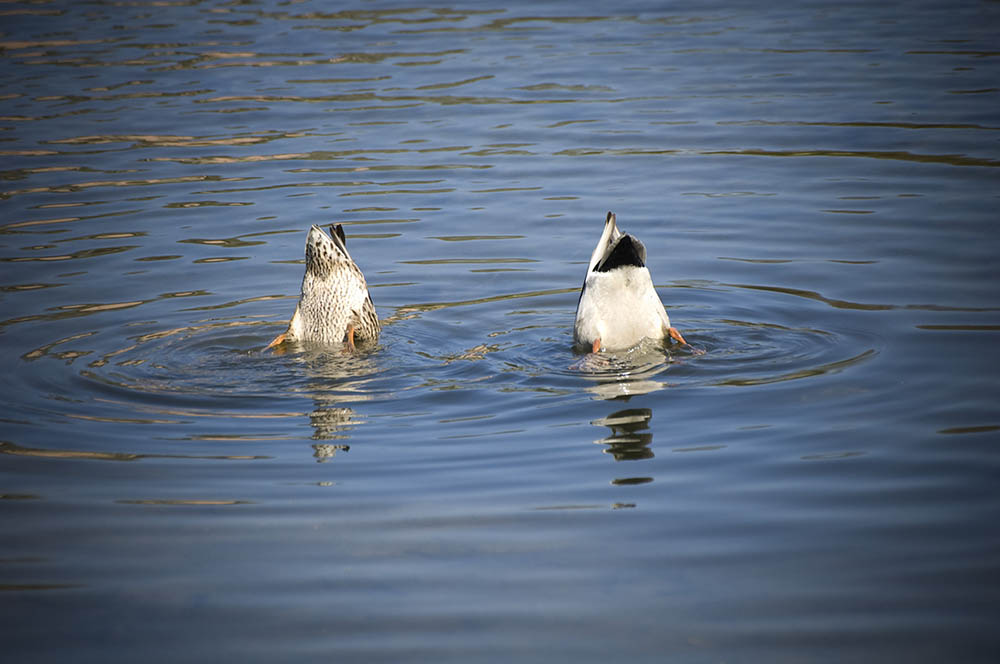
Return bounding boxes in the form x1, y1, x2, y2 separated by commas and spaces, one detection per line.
267, 224, 380, 351
573, 211, 687, 353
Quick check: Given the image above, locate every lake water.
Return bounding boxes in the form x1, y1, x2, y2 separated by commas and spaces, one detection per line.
2, 1, 999, 661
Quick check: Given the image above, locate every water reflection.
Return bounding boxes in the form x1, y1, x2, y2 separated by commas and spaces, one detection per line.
584, 373, 666, 400
295, 346, 379, 459
592, 408, 655, 461
12, 313, 377, 462
0, 440, 269, 462
308, 406, 357, 442
575, 346, 671, 400
311, 442, 349, 462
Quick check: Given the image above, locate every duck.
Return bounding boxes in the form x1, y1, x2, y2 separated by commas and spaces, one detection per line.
266, 224, 380, 351
573, 211, 687, 353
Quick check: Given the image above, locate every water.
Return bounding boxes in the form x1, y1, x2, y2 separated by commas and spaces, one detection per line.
2, 1, 999, 661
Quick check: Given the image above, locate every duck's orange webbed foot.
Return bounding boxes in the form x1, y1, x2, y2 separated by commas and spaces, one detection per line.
668, 326, 705, 355
265, 332, 287, 352
345, 324, 356, 353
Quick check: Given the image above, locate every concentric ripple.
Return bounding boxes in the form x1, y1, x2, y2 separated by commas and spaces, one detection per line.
77, 319, 385, 403
15, 283, 882, 430
541, 283, 880, 399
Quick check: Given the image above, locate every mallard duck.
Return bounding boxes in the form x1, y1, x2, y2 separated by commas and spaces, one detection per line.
573, 211, 687, 353
266, 224, 380, 351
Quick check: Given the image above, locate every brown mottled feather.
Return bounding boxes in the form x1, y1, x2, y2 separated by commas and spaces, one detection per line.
270, 224, 380, 348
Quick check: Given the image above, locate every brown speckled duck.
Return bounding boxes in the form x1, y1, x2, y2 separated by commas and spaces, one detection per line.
266, 224, 380, 351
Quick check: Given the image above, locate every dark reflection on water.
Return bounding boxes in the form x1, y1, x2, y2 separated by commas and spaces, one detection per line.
593, 408, 654, 461
0, 440, 270, 463
2, 0, 1000, 662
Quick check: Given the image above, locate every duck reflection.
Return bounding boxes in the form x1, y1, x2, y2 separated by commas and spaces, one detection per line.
307, 405, 357, 442
592, 408, 654, 461
298, 347, 378, 461
574, 345, 669, 401
585, 375, 665, 401
305, 400, 361, 462
311, 441, 350, 462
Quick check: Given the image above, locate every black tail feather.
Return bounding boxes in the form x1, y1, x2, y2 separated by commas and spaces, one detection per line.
329, 224, 347, 246
595, 234, 645, 272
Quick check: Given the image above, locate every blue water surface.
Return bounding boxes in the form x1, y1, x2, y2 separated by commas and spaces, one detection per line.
2, 1, 999, 662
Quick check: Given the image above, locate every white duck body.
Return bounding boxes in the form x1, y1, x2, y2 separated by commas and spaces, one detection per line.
574, 264, 670, 351
573, 212, 678, 352
271, 224, 380, 349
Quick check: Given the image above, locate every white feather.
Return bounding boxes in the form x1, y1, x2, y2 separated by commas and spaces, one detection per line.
573, 213, 672, 352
